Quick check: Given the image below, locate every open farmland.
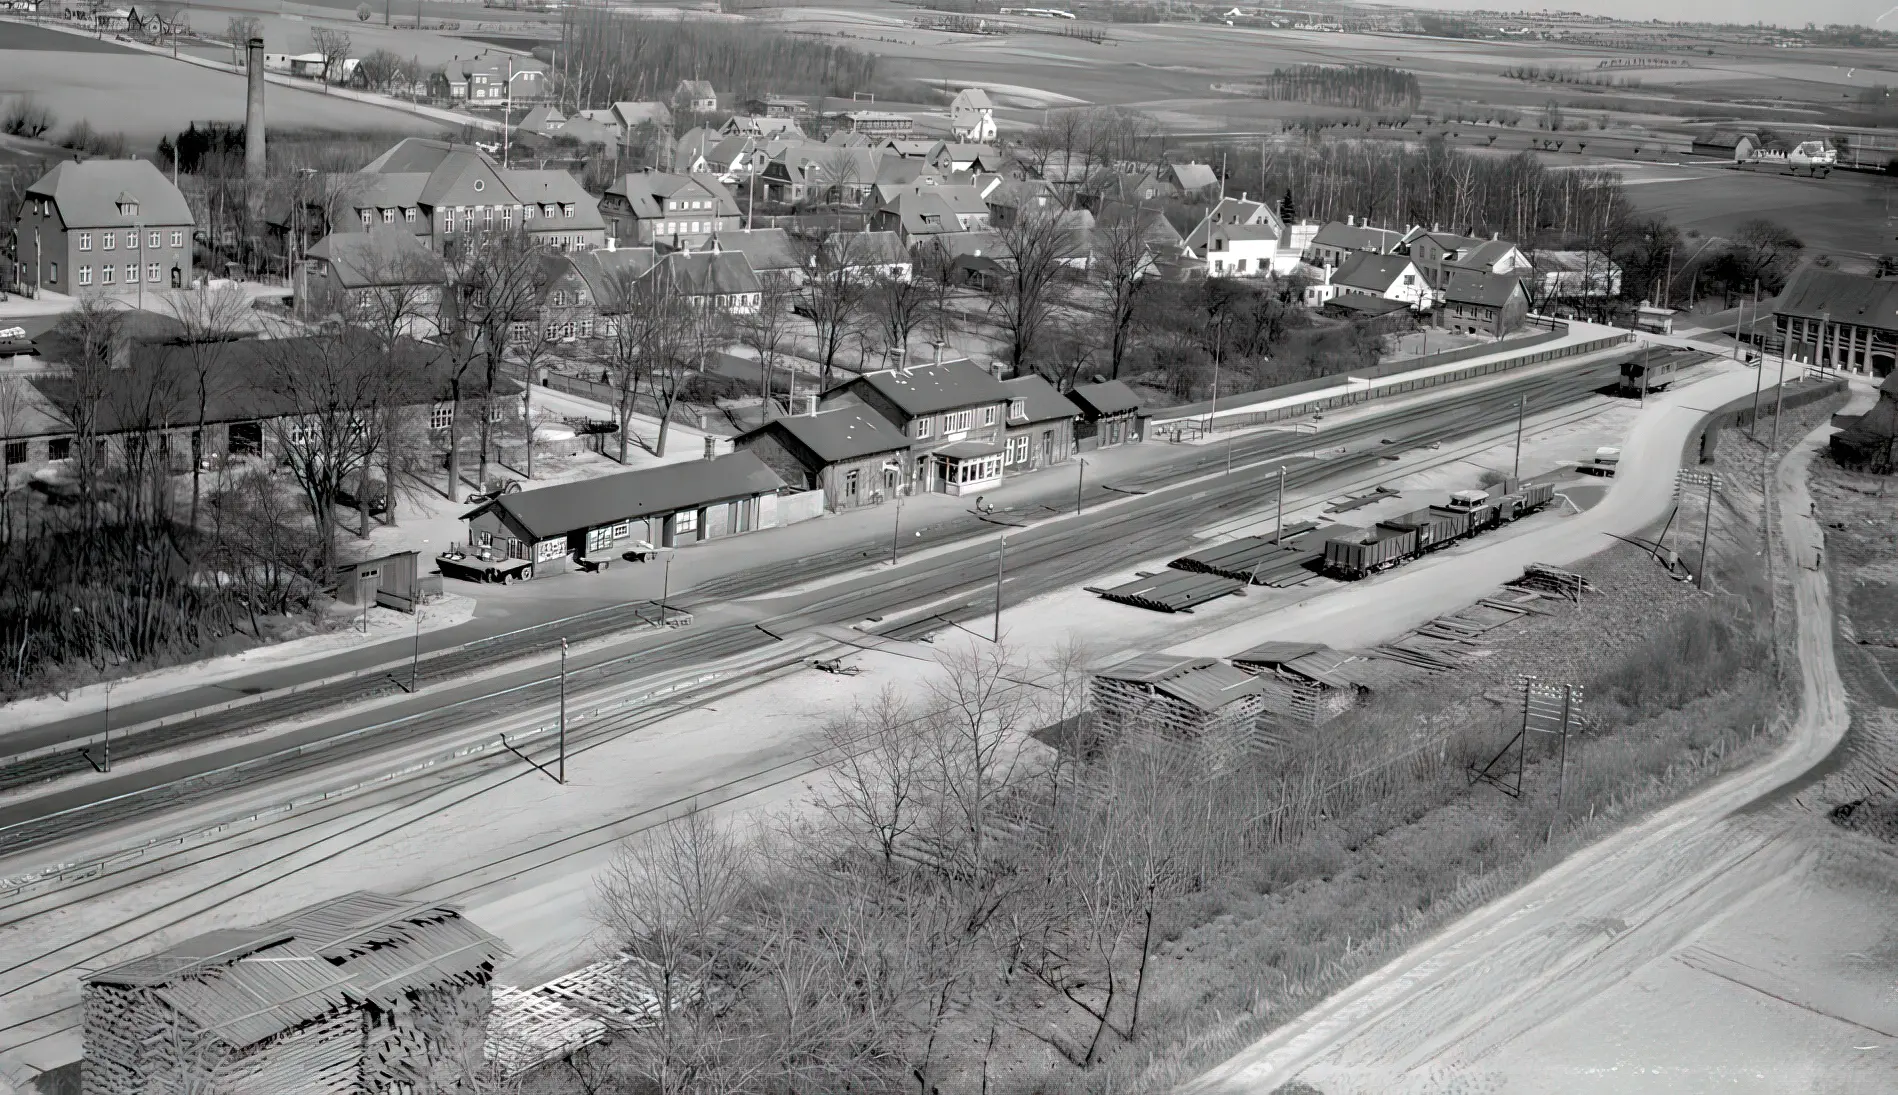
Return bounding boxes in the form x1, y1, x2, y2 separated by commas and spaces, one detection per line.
0, 29, 453, 148
1616, 162, 1898, 268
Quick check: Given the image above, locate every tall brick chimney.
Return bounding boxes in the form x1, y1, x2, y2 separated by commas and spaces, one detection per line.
245, 37, 266, 183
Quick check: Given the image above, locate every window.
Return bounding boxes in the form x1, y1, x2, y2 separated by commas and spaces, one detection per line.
942, 409, 975, 434
546, 323, 559, 339
47, 261, 56, 283
102, 264, 114, 285
149, 230, 161, 248
170, 230, 183, 247
125, 263, 137, 283
502, 205, 512, 226
484, 205, 494, 227
488, 402, 505, 423
535, 539, 565, 562
981, 406, 997, 426
430, 403, 452, 430
148, 262, 160, 283
674, 508, 698, 534
382, 209, 395, 224
843, 468, 859, 497
549, 289, 565, 307
48, 437, 70, 461
405, 209, 416, 223
1009, 398, 1026, 421
611, 521, 630, 539
523, 205, 535, 221
1006, 435, 1028, 465
361, 209, 373, 226
579, 318, 593, 338
77, 232, 90, 251
477, 531, 493, 548
103, 232, 114, 251
561, 322, 575, 339
562, 204, 574, 218
78, 266, 91, 286
445, 211, 456, 233
914, 416, 931, 438
508, 538, 528, 560
4, 441, 25, 466
586, 526, 613, 554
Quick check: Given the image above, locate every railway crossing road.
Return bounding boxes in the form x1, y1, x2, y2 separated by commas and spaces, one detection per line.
1181, 378, 1874, 1094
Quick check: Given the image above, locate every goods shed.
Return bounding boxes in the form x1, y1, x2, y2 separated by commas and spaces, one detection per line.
1091, 653, 1269, 771
460, 450, 784, 579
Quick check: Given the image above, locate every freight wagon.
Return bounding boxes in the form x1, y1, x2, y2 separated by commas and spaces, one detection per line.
1321, 482, 1555, 579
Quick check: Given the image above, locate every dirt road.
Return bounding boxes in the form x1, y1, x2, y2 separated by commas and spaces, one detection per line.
1184, 397, 1875, 1094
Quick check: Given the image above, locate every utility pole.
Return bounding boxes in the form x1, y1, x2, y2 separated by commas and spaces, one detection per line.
409, 548, 426, 693
992, 533, 1007, 643
1513, 393, 1525, 479
1771, 325, 1789, 450
557, 637, 567, 785
102, 681, 112, 773
1639, 341, 1649, 404
1730, 295, 1746, 361
1275, 464, 1286, 543
1678, 470, 1720, 591
1749, 320, 1767, 440
1075, 457, 1086, 515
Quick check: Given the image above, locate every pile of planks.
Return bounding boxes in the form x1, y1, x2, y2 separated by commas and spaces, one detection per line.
1368, 593, 1550, 672
1508, 563, 1595, 601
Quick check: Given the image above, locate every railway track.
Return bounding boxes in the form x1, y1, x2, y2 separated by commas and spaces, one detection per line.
0, 355, 1635, 861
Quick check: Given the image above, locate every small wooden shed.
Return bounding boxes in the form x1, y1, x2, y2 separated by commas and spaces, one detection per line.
1090, 653, 1268, 771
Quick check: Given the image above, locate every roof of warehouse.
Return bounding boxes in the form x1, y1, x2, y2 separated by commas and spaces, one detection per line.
465, 451, 785, 539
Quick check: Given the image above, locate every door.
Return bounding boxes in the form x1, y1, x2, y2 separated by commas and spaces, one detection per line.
169, 266, 181, 289
1040, 430, 1053, 465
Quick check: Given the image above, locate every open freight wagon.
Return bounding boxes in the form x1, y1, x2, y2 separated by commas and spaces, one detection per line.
1322, 481, 1554, 579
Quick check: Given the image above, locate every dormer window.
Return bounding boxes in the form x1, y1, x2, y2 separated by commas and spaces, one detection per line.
116, 200, 138, 217
1009, 398, 1026, 421
562, 204, 574, 218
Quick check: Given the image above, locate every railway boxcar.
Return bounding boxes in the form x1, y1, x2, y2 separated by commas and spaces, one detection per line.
1618, 353, 1679, 396
1381, 507, 1470, 549
1323, 524, 1418, 578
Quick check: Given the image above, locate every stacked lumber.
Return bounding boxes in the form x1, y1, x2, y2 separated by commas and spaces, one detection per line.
1509, 564, 1595, 599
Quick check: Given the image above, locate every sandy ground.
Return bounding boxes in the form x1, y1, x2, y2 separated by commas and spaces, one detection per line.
1184, 380, 1889, 1095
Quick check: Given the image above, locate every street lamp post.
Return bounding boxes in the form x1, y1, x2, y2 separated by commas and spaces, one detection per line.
884, 460, 905, 565
992, 533, 1007, 643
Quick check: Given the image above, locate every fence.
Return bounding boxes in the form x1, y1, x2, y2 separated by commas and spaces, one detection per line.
1154, 327, 1631, 435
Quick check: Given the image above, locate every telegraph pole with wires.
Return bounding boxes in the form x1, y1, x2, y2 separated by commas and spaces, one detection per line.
992, 533, 1007, 642
557, 638, 567, 785
1513, 394, 1525, 478
1677, 469, 1720, 591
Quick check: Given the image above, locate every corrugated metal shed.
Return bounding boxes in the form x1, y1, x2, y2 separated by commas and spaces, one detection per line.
1096, 654, 1263, 712
154, 956, 355, 1048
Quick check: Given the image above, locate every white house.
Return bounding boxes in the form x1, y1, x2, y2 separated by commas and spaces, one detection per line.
950, 88, 997, 143
1331, 252, 1431, 310
1531, 250, 1623, 300
1184, 196, 1283, 278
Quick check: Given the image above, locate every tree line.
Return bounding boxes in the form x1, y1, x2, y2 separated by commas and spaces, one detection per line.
1254, 64, 1421, 113
551, 10, 881, 115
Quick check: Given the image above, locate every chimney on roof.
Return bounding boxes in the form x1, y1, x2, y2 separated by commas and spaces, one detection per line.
990, 360, 1007, 380
1347, 214, 1355, 227
931, 341, 944, 368
704, 435, 717, 461
607, 237, 616, 252
1492, 230, 1500, 241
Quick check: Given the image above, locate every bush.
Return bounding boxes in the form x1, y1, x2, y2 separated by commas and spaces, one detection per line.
58, 120, 128, 158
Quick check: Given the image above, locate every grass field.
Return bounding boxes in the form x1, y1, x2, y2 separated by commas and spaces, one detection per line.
1616, 162, 1898, 267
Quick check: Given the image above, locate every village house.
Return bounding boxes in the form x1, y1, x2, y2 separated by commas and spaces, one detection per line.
11, 158, 193, 296
315, 138, 604, 259
82, 893, 504, 1095
999, 374, 1077, 474
575, 101, 674, 153
433, 52, 547, 103
600, 170, 741, 248
1302, 216, 1417, 270
950, 87, 997, 142
983, 178, 1060, 229
661, 248, 763, 314
1164, 161, 1220, 198
735, 403, 912, 509
872, 183, 992, 243
1530, 250, 1623, 301
827, 110, 915, 138
1067, 379, 1144, 448
1434, 269, 1530, 337
1331, 251, 1431, 310
819, 356, 1014, 495
741, 95, 810, 119
1403, 229, 1531, 290
699, 228, 803, 283
462, 450, 785, 574
821, 229, 912, 281
722, 114, 806, 139
516, 106, 620, 151
1185, 195, 1284, 279
302, 228, 448, 335
1692, 129, 1761, 162
1773, 268, 1898, 376
674, 79, 718, 113
526, 245, 660, 343
760, 145, 881, 206
1092, 200, 1191, 279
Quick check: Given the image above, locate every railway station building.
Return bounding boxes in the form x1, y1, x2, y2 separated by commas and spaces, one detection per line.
818, 355, 1015, 496
459, 450, 785, 576
1772, 268, 1898, 378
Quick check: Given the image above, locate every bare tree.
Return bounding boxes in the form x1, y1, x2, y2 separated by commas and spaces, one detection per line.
1091, 202, 1153, 379
815, 686, 932, 870
739, 271, 799, 416
447, 232, 551, 492
310, 27, 352, 86
799, 231, 871, 391
989, 207, 1080, 370
867, 269, 930, 368
161, 284, 251, 529
225, 15, 261, 65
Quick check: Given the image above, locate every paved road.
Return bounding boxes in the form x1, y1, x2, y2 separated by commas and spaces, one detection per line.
0, 357, 1639, 859
1182, 383, 1863, 1094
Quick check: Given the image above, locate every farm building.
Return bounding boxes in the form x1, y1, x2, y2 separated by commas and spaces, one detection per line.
1690, 129, 1759, 161
82, 892, 505, 1095
1772, 268, 1898, 377
460, 450, 786, 576
1090, 653, 1270, 772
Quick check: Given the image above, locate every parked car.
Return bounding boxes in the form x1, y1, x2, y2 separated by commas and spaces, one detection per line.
338, 473, 389, 516
465, 478, 522, 505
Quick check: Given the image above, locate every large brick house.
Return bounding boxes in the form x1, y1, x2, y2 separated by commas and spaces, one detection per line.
819, 357, 1013, 495
302, 228, 448, 336
11, 158, 193, 296
315, 138, 605, 260
432, 52, 547, 103
600, 170, 741, 248
1434, 270, 1529, 338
